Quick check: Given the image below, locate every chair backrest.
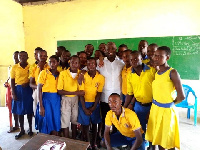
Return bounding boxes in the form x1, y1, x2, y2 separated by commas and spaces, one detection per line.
176, 84, 197, 107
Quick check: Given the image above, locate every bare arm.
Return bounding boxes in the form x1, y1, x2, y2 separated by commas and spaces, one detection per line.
170, 69, 185, 104
89, 92, 101, 112
29, 77, 37, 89
11, 78, 17, 100
130, 129, 143, 150
37, 83, 45, 116
104, 125, 112, 150
127, 96, 136, 110
80, 96, 91, 116
123, 94, 133, 108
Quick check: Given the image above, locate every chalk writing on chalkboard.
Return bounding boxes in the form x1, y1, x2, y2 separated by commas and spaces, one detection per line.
172, 35, 200, 56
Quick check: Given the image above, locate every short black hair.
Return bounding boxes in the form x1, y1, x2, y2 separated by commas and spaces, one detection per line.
157, 46, 171, 56
70, 55, 80, 61
57, 46, 66, 51
139, 40, 148, 45
19, 51, 28, 55
110, 93, 121, 98
131, 50, 142, 56
14, 51, 19, 54
49, 55, 59, 62
122, 49, 132, 54
85, 44, 94, 48
78, 51, 87, 56
39, 49, 47, 54
87, 57, 96, 62
119, 44, 128, 48
35, 47, 43, 51
95, 50, 103, 54
149, 43, 158, 47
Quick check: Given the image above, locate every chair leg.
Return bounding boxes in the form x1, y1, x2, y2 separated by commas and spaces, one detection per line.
194, 106, 197, 126
187, 108, 190, 119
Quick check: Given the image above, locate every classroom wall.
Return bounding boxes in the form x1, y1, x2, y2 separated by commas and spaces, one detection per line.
0, 0, 25, 106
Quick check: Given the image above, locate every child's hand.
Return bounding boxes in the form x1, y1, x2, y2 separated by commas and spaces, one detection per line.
76, 90, 85, 96
12, 93, 17, 101
21, 83, 29, 88
39, 106, 45, 117
78, 71, 86, 85
98, 59, 104, 68
88, 106, 95, 113
84, 108, 92, 116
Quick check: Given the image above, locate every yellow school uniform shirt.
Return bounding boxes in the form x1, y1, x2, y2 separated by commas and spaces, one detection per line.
105, 107, 143, 138
57, 65, 68, 72
10, 63, 30, 85
80, 72, 105, 102
127, 64, 156, 104
57, 68, 81, 97
142, 59, 150, 64
37, 69, 58, 93
121, 65, 132, 95
29, 63, 50, 85
145, 68, 180, 149
29, 62, 37, 78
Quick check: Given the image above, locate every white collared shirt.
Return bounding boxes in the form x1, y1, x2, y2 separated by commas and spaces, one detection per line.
97, 57, 124, 103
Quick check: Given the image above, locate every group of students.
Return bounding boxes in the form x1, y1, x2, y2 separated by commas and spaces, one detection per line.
5, 40, 185, 150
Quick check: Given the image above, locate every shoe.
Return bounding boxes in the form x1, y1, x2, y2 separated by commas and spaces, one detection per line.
7, 126, 19, 133
27, 130, 33, 136
15, 131, 25, 139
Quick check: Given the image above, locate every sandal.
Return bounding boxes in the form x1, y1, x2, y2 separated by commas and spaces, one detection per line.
15, 131, 25, 139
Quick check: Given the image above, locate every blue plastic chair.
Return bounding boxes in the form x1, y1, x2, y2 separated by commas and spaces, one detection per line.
176, 84, 198, 126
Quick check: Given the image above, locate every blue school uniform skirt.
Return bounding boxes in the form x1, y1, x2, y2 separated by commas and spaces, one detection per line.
12, 85, 33, 115
35, 92, 61, 134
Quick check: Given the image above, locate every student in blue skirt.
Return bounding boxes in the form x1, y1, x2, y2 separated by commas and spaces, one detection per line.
10, 51, 33, 139
36, 55, 61, 135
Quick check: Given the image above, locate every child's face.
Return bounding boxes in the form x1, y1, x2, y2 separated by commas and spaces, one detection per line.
79, 53, 87, 65
87, 59, 96, 71
153, 50, 169, 67
94, 51, 102, 60
130, 53, 142, 68
34, 50, 39, 61
70, 57, 80, 72
118, 47, 127, 59
61, 51, 71, 63
138, 41, 148, 56
19, 52, 28, 63
85, 45, 94, 57
38, 51, 48, 62
147, 45, 157, 60
99, 44, 107, 55
49, 58, 59, 70
13, 52, 19, 64
108, 95, 122, 114
56, 47, 62, 57
122, 51, 131, 65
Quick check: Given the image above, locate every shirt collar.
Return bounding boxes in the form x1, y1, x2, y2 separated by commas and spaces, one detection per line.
143, 55, 148, 60
112, 107, 125, 118
132, 63, 150, 73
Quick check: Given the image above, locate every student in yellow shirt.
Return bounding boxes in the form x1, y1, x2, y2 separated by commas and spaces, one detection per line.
146, 46, 185, 150
146, 43, 158, 68
57, 50, 71, 72
117, 44, 128, 60
102, 93, 145, 150
121, 50, 132, 105
57, 55, 84, 139
5, 51, 19, 133
78, 57, 105, 150
29, 50, 48, 116
124, 51, 156, 135
36, 55, 61, 135
10, 51, 33, 139
138, 40, 149, 64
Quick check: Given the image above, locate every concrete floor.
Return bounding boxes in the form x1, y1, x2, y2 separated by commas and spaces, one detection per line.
0, 107, 199, 150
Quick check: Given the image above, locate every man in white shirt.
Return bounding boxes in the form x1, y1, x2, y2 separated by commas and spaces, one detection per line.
97, 42, 124, 136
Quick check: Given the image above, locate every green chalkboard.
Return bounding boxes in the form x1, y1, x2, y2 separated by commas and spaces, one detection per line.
57, 35, 200, 80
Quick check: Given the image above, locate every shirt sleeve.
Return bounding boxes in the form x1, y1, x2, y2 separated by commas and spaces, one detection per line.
127, 73, 133, 95
10, 66, 15, 79
97, 75, 105, 92
105, 110, 112, 127
37, 70, 46, 85
57, 72, 64, 90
